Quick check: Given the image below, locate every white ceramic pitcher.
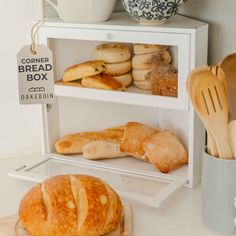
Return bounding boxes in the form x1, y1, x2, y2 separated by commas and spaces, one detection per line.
45, 0, 117, 23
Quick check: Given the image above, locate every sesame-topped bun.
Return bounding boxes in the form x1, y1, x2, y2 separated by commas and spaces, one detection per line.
94, 43, 132, 63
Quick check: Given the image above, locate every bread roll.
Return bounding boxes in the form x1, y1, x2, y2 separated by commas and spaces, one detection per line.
132, 69, 152, 82
133, 80, 151, 90
82, 74, 124, 91
55, 79, 82, 87
94, 43, 131, 63
104, 60, 132, 76
63, 60, 105, 82
19, 175, 122, 236
120, 122, 157, 161
132, 51, 171, 70
83, 140, 127, 160
134, 44, 168, 55
55, 129, 124, 155
143, 130, 188, 173
113, 72, 133, 87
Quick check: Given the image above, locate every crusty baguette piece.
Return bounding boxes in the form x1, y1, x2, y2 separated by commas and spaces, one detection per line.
134, 44, 168, 55
120, 122, 157, 161
55, 129, 124, 155
94, 43, 131, 63
19, 175, 122, 236
83, 140, 127, 160
82, 74, 124, 91
143, 130, 188, 173
63, 60, 106, 82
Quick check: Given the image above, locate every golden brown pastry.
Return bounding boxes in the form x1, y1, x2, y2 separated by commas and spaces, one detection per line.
113, 72, 133, 87
63, 60, 106, 82
132, 51, 171, 70
55, 129, 124, 155
83, 140, 127, 160
19, 175, 122, 236
82, 74, 124, 91
143, 130, 188, 173
120, 122, 157, 161
134, 44, 168, 55
104, 60, 132, 76
146, 64, 178, 97
94, 43, 131, 63
55, 79, 82, 87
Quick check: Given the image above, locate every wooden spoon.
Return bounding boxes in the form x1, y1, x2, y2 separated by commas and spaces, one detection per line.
228, 120, 236, 159
188, 68, 232, 159
187, 66, 218, 157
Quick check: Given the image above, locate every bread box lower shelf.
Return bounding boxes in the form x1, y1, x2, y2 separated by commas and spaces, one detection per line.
9, 154, 187, 208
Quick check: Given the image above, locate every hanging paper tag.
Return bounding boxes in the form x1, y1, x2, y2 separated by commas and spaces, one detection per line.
17, 44, 55, 104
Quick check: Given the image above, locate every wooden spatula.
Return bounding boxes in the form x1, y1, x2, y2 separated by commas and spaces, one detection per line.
189, 67, 232, 159
219, 53, 236, 121
187, 66, 218, 157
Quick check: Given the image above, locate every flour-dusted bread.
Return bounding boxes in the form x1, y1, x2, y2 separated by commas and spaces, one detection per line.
113, 72, 133, 87
133, 44, 168, 55
132, 69, 152, 82
63, 60, 106, 82
94, 43, 132, 63
132, 51, 171, 70
120, 122, 157, 161
83, 140, 127, 160
19, 175, 122, 236
82, 74, 124, 91
143, 130, 188, 173
55, 79, 83, 87
104, 60, 132, 76
55, 129, 124, 155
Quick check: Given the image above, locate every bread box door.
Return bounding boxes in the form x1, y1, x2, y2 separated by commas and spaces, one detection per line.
9, 154, 187, 208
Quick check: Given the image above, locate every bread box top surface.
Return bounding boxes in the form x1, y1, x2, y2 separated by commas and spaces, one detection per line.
43, 12, 208, 34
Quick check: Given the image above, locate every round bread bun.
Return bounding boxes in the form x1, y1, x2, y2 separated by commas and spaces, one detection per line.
134, 44, 168, 55
104, 60, 132, 76
132, 69, 152, 82
94, 43, 131, 63
132, 51, 171, 70
134, 80, 151, 90
113, 72, 133, 87
63, 60, 105, 82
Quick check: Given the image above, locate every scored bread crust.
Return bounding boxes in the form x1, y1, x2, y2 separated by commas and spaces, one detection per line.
132, 51, 172, 70
19, 175, 122, 236
63, 60, 106, 82
134, 44, 168, 55
82, 74, 124, 91
120, 122, 157, 161
104, 60, 132, 76
113, 72, 133, 87
55, 129, 124, 155
94, 43, 131, 63
143, 130, 188, 173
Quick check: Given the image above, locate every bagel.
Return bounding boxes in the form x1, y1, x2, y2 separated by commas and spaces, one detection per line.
132, 51, 171, 70
132, 69, 152, 82
94, 43, 131, 63
113, 72, 133, 87
134, 80, 151, 90
134, 44, 168, 55
104, 60, 132, 76
63, 60, 105, 82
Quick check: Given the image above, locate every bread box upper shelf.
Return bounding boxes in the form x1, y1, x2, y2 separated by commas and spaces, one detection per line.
38, 12, 208, 111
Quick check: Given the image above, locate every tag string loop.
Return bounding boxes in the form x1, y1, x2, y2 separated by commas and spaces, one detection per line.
31, 18, 47, 55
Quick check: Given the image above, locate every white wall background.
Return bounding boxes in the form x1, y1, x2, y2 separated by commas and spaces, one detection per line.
0, 0, 235, 158
0, 0, 42, 158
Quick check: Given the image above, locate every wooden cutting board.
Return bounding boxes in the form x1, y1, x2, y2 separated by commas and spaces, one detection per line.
0, 205, 132, 236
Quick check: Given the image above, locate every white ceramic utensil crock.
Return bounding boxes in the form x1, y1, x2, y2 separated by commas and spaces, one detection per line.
45, 0, 117, 23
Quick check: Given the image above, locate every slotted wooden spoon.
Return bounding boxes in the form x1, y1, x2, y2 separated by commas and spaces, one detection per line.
187, 66, 218, 157
189, 67, 232, 159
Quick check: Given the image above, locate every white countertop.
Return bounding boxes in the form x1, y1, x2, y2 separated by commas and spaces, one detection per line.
0, 155, 226, 236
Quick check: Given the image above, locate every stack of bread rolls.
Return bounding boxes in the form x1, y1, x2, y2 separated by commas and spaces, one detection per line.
132, 44, 171, 90
55, 122, 188, 173
94, 43, 133, 88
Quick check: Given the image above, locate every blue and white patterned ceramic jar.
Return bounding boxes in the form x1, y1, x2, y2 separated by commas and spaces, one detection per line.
122, 0, 188, 25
